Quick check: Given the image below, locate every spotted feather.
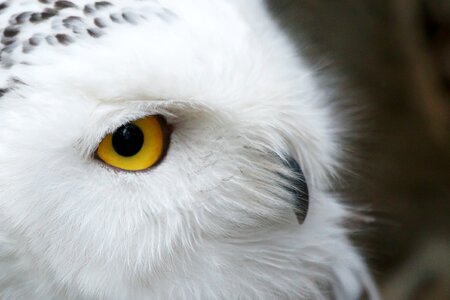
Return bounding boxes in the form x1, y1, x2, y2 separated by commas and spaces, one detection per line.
0, 0, 174, 71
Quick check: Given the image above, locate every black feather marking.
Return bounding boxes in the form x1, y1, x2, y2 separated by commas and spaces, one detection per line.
11, 77, 27, 86
87, 28, 103, 38
0, 88, 8, 97
0, 3, 8, 11
22, 42, 34, 53
94, 1, 113, 10
122, 12, 139, 25
62, 15, 82, 27
29, 34, 43, 46
282, 156, 309, 224
30, 13, 42, 23
94, 17, 107, 28
83, 4, 95, 15
1, 36, 16, 46
62, 16, 85, 34
55, 33, 74, 45
15, 12, 31, 24
110, 13, 123, 23
54, 1, 78, 10
41, 8, 58, 20
3, 26, 19, 38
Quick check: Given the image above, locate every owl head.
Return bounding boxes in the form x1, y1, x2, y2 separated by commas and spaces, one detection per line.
0, 0, 377, 299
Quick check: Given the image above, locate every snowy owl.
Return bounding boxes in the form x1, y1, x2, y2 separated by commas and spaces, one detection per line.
0, 0, 379, 299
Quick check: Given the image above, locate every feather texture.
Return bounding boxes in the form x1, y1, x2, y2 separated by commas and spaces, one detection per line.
0, 0, 379, 299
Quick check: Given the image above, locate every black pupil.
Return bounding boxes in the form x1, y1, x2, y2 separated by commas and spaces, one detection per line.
112, 123, 144, 157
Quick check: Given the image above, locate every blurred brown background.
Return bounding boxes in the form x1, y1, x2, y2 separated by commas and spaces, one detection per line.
268, 1, 450, 299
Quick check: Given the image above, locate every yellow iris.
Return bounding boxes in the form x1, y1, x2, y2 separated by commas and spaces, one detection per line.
97, 116, 169, 171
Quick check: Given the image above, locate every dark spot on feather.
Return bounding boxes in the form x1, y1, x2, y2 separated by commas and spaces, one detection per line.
38, 0, 51, 4
62, 15, 82, 27
94, 17, 107, 28
83, 4, 95, 14
63, 15, 82, 23
22, 43, 34, 53
41, 9, 58, 20
3, 27, 19, 38
54, 1, 78, 10
29, 35, 43, 46
110, 13, 123, 23
0, 3, 8, 11
87, 28, 103, 38
30, 13, 42, 23
11, 77, 26, 85
1, 37, 15, 46
55, 33, 74, 45
15, 12, 31, 24
94, 1, 113, 10
0, 88, 8, 97
122, 12, 139, 25
62, 16, 85, 34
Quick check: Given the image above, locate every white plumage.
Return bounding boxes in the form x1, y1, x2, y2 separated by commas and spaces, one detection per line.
0, 0, 379, 299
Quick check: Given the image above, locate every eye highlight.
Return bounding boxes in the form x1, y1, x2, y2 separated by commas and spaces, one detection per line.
96, 115, 170, 171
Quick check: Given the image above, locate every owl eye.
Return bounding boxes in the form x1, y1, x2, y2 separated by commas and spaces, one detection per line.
96, 115, 170, 171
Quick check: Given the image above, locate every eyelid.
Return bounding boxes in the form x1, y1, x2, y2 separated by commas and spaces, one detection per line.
75, 101, 177, 160
75, 99, 209, 160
